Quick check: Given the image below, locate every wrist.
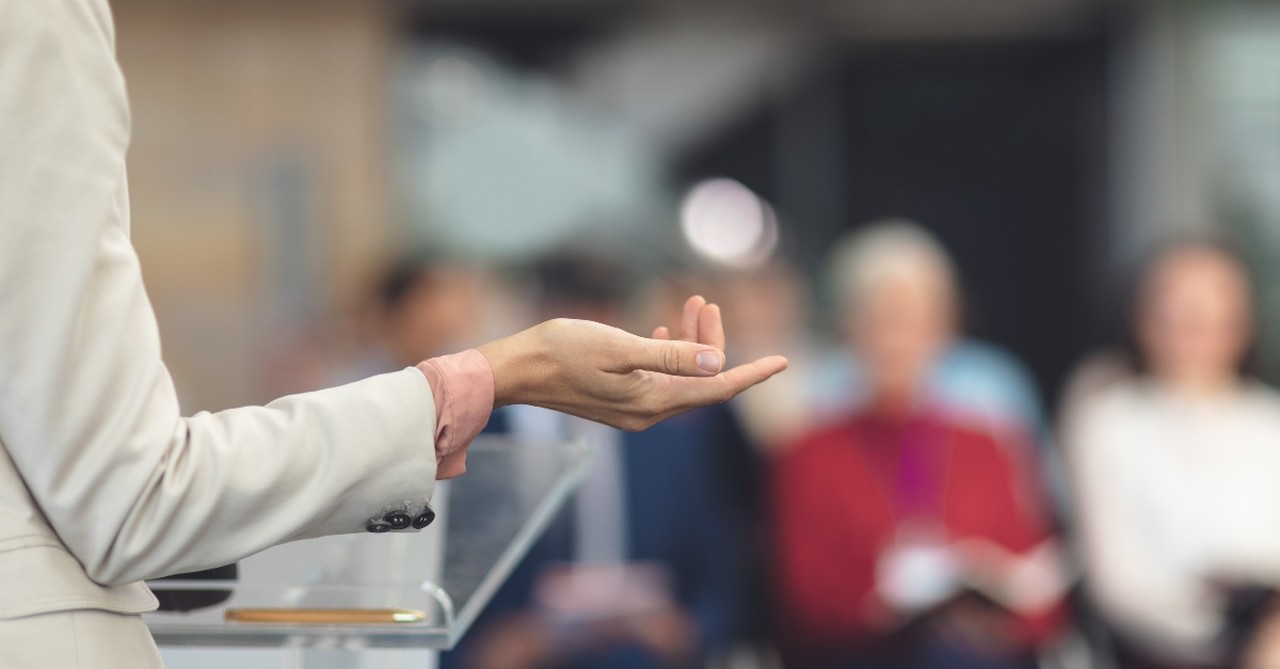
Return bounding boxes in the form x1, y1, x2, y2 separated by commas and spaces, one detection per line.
477, 329, 544, 408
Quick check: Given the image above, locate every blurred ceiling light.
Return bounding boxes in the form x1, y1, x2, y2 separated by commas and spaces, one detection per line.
680, 178, 779, 267
411, 48, 493, 127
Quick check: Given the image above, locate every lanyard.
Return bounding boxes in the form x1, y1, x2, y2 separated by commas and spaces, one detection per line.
858, 414, 949, 527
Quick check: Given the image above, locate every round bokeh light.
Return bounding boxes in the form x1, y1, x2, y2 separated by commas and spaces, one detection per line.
680, 178, 778, 267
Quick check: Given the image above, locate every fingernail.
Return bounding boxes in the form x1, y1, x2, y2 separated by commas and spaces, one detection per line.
696, 351, 723, 374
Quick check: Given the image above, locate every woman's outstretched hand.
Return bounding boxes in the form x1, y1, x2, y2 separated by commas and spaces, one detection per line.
477, 296, 787, 431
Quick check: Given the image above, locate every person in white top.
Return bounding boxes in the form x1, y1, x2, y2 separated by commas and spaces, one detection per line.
1065, 241, 1280, 668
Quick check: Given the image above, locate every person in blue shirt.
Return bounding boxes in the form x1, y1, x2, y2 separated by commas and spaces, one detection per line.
443, 256, 762, 669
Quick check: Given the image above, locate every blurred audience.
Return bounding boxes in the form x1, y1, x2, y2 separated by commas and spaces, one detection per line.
771, 221, 1067, 669
331, 252, 487, 382
1065, 241, 1280, 669
443, 254, 762, 669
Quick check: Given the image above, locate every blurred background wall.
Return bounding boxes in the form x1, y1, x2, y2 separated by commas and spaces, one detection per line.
114, 1, 397, 409
108, 0, 1280, 414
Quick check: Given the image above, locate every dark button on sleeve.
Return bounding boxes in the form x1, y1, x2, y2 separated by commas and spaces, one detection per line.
384, 510, 413, 530
412, 507, 436, 529
366, 519, 392, 533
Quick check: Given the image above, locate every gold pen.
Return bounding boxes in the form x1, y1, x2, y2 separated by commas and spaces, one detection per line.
224, 608, 427, 624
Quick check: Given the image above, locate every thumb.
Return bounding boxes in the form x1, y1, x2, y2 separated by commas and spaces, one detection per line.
634, 337, 725, 377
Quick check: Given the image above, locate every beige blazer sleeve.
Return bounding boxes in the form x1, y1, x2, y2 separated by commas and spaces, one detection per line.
0, 0, 439, 590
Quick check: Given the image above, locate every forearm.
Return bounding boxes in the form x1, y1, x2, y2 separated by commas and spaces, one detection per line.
81, 371, 439, 584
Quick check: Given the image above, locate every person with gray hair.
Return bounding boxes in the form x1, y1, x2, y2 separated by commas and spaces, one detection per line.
824, 220, 960, 406
813, 219, 1048, 442
826, 219, 958, 325
772, 219, 1067, 669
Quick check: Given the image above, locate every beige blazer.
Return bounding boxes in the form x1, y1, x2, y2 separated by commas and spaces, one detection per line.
0, 0, 440, 644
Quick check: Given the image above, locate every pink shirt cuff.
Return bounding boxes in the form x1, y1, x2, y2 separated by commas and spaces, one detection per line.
416, 349, 495, 479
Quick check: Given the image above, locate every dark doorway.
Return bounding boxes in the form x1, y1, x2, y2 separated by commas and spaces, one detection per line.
678, 35, 1111, 407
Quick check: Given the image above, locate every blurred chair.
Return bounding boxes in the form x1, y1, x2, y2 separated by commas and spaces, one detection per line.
809, 339, 1047, 446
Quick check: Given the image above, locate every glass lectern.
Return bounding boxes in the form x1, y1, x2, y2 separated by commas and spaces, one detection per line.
144, 438, 591, 666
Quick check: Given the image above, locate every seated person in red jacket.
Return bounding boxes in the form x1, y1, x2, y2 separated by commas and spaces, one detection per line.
771, 222, 1068, 669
